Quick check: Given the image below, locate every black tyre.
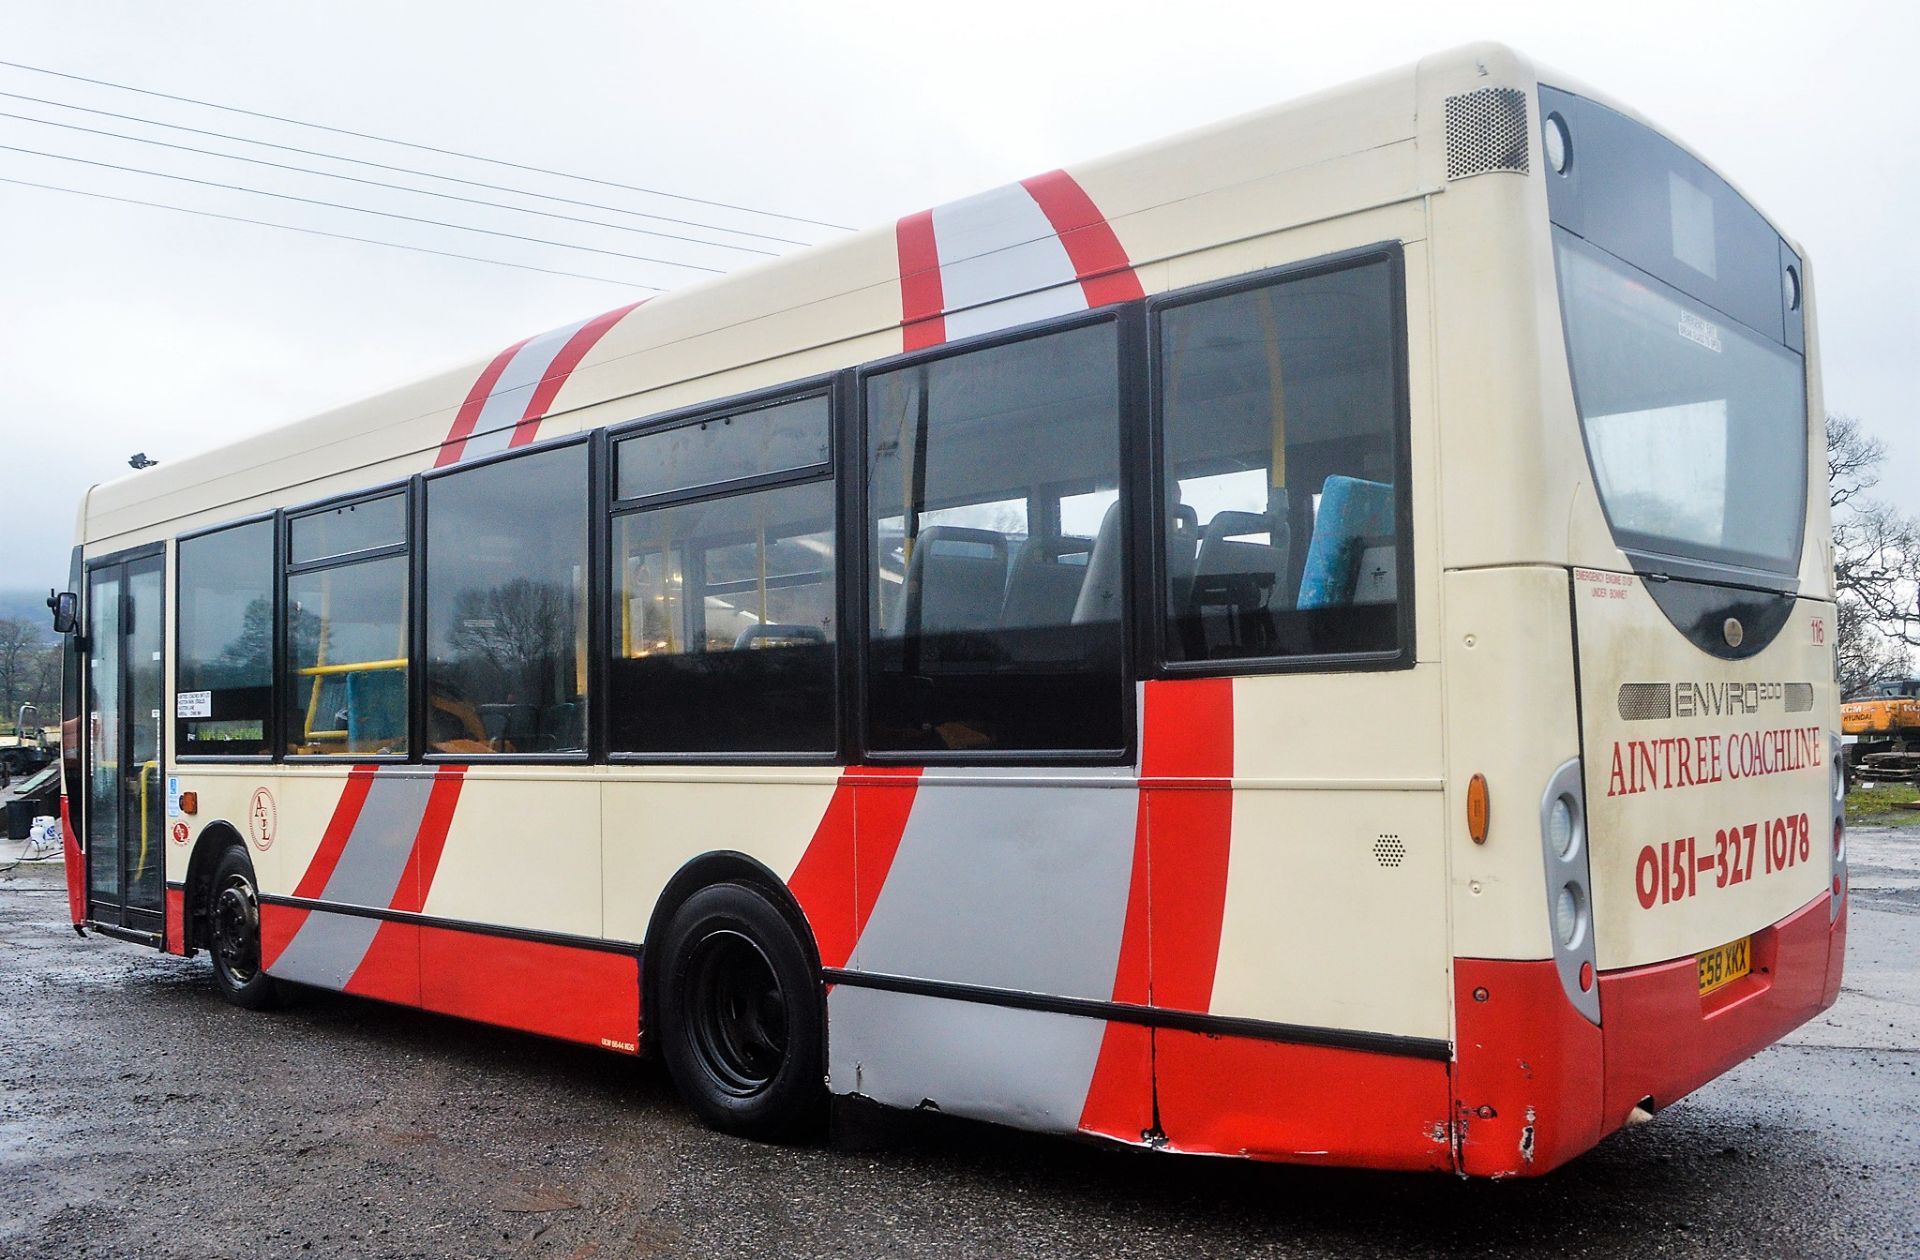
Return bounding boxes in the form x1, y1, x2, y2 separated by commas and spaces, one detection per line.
208, 846, 280, 1010
656, 882, 824, 1139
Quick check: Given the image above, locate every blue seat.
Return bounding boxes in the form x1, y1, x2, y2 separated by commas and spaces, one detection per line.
1298, 476, 1394, 609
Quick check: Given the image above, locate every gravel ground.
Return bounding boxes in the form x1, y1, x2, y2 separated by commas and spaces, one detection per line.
1, 829, 1915, 1260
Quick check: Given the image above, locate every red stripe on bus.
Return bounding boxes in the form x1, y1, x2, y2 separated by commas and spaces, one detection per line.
60, 795, 84, 926
788, 766, 921, 971
344, 920, 421, 1005
291, 765, 379, 900
1077, 801, 1154, 1141
508, 301, 645, 448
164, 886, 187, 956
1019, 170, 1144, 308
419, 924, 640, 1051
258, 901, 303, 971
392, 764, 467, 914
895, 209, 946, 350
1142, 677, 1233, 1013
436, 337, 533, 468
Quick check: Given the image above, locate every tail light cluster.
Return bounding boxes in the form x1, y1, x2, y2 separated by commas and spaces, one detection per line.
1830, 734, 1847, 922
1541, 759, 1601, 1025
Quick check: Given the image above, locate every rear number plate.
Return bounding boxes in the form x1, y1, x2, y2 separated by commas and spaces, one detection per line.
1697, 936, 1751, 996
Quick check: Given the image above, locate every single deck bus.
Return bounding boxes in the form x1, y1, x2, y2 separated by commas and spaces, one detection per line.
50, 44, 1844, 1176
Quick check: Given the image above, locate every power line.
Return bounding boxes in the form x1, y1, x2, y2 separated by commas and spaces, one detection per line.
0, 105, 779, 257
0, 86, 814, 249
0, 174, 657, 289
0, 59, 855, 233
0, 140, 727, 274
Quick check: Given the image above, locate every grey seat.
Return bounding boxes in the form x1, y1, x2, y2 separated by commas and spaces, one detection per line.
1190, 508, 1290, 613
1001, 535, 1093, 631
896, 525, 1009, 636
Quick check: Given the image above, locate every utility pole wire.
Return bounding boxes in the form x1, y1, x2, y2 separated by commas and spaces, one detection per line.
0, 59, 854, 232
0, 141, 728, 273
0, 106, 779, 256
0, 86, 813, 248
0, 174, 660, 289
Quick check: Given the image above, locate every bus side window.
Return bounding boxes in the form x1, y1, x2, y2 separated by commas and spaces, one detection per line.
424, 442, 589, 757
284, 492, 412, 757
176, 518, 275, 756
864, 320, 1127, 755
1157, 258, 1406, 665
608, 395, 837, 757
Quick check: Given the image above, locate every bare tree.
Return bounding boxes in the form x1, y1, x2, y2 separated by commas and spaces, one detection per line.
1827, 414, 1919, 695
0, 616, 47, 730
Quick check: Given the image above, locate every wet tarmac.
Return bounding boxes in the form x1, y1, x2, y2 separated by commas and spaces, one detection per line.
1, 829, 1915, 1259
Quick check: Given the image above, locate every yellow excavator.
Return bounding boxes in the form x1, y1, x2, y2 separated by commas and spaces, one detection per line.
1842, 678, 1920, 784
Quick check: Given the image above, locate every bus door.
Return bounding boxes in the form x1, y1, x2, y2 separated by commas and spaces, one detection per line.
84, 551, 166, 938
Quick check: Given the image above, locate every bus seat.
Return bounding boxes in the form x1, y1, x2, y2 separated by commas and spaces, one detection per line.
1298, 475, 1394, 609
1165, 502, 1200, 611
734, 623, 828, 649
1189, 509, 1290, 614
896, 525, 1009, 636
1000, 535, 1093, 630
1071, 503, 1124, 625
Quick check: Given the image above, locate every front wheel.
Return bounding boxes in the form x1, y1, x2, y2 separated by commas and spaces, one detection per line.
208, 847, 280, 1010
656, 882, 824, 1139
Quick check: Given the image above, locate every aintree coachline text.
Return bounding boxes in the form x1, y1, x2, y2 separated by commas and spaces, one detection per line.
1605, 726, 1823, 797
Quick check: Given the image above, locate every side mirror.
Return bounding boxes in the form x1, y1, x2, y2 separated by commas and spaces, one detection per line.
47, 590, 78, 636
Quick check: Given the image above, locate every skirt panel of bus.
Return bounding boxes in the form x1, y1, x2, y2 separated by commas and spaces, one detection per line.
259, 901, 642, 1051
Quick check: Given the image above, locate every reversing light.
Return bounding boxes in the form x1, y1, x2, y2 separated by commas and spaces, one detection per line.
1555, 881, 1587, 948
1548, 796, 1577, 860
1543, 112, 1572, 174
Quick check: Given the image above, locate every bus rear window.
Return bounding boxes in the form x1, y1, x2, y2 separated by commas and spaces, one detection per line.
1556, 231, 1807, 578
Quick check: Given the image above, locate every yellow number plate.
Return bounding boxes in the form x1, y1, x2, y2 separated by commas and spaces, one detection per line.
1697, 936, 1751, 996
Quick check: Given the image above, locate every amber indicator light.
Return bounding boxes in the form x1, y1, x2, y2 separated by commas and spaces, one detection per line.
178, 791, 198, 816
1466, 774, 1490, 844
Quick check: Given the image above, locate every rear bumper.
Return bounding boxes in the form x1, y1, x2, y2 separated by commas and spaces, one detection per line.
1453, 887, 1845, 1177
1597, 889, 1844, 1130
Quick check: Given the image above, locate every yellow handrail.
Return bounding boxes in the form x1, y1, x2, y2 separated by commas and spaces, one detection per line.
297, 658, 407, 677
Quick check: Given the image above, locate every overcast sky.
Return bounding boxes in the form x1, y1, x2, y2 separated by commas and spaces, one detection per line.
3, 0, 1914, 596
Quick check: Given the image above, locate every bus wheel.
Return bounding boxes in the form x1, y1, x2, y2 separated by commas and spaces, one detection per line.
657, 882, 824, 1140
208, 847, 280, 1010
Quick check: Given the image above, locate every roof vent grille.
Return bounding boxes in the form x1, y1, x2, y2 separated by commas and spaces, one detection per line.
1445, 87, 1530, 180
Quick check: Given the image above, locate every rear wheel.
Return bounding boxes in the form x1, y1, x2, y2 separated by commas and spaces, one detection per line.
656, 882, 824, 1139
208, 847, 279, 1010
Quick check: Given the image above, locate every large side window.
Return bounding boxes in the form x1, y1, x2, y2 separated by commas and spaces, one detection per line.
610, 394, 836, 755
176, 519, 275, 756
425, 443, 588, 756
865, 320, 1126, 755
1156, 256, 1407, 665
284, 493, 409, 756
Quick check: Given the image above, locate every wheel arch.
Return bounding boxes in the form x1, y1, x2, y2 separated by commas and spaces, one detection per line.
183, 821, 248, 953
639, 850, 822, 1054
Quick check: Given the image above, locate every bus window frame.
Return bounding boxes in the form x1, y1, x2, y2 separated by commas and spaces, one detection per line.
603, 376, 843, 767
417, 430, 598, 766
173, 508, 282, 764
1144, 243, 1417, 680
282, 477, 414, 764
850, 304, 1144, 768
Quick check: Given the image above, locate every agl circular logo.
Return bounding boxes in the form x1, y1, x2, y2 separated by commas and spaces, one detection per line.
248, 788, 277, 851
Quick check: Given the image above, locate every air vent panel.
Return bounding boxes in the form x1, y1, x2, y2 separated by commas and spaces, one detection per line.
1445, 87, 1530, 180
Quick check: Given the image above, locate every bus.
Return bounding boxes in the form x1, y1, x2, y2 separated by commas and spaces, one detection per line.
50, 42, 1844, 1177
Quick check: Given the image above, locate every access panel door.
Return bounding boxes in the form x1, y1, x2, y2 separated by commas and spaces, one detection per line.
86, 553, 165, 935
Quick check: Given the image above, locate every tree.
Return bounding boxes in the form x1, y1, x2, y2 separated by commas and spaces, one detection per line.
0, 616, 48, 731
1828, 414, 1919, 695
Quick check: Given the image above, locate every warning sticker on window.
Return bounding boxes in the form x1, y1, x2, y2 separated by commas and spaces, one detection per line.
176, 690, 212, 718
1677, 310, 1722, 352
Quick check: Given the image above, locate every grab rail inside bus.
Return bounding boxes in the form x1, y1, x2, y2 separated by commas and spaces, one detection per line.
298, 657, 406, 743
